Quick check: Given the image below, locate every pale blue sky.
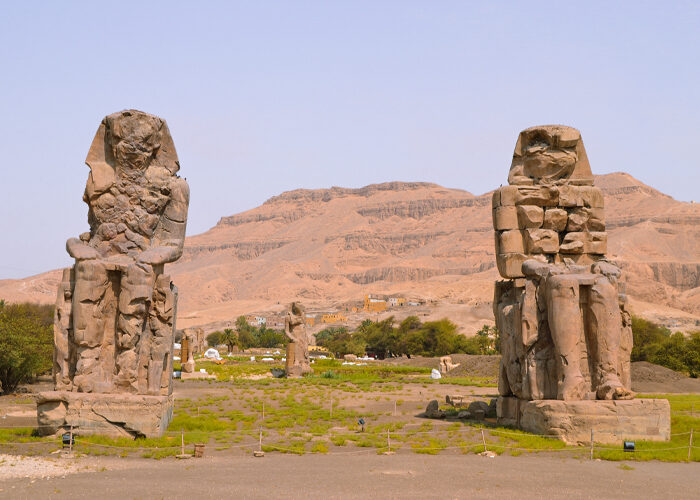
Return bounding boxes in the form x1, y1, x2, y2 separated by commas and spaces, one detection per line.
0, 1, 698, 279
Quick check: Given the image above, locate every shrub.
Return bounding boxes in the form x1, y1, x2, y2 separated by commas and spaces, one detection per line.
0, 303, 53, 394
631, 316, 700, 377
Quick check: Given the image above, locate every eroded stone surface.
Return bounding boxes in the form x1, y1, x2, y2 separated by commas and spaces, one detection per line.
39, 110, 188, 437
493, 126, 642, 412
37, 391, 174, 438
284, 302, 311, 378
497, 396, 671, 444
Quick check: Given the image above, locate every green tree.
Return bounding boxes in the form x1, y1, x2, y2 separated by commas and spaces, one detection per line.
463, 324, 500, 355
257, 327, 287, 348
362, 317, 397, 358
206, 331, 223, 348
0, 303, 53, 394
315, 327, 347, 345
631, 316, 671, 361
684, 333, 700, 377
316, 328, 366, 357
235, 316, 257, 349
220, 328, 238, 353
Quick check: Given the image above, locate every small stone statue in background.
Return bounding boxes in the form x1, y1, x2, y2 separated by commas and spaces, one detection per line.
284, 302, 311, 377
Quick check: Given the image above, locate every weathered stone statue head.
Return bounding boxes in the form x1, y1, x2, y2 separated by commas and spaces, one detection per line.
508, 125, 593, 186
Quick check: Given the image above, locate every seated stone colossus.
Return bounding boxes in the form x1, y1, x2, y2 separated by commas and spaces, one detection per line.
38, 110, 189, 437
491, 126, 671, 444
493, 125, 633, 403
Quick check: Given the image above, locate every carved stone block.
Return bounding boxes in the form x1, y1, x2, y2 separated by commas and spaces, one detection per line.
37, 391, 174, 438
493, 206, 519, 230
511, 398, 671, 444
517, 205, 544, 228
543, 208, 568, 231
525, 229, 559, 254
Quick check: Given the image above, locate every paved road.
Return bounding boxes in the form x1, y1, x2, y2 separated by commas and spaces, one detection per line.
1, 453, 698, 500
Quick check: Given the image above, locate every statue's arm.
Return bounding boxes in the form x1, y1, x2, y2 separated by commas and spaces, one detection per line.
66, 237, 99, 260
138, 178, 190, 265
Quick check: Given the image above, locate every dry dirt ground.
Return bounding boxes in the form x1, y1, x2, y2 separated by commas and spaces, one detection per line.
394, 355, 700, 393
1, 453, 699, 500
1, 359, 699, 499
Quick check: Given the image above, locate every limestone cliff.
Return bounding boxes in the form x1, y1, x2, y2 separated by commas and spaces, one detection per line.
1, 173, 698, 332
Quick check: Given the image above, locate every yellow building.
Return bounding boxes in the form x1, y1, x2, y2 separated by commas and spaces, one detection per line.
363, 294, 387, 313
321, 313, 347, 324
305, 314, 317, 327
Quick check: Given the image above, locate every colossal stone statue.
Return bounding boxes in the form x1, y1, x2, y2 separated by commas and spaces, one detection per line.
284, 302, 311, 378
37, 110, 189, 437
493, 125, 669, 443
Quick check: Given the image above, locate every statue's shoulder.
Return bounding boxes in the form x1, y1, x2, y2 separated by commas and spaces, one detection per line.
169, 176, 190, 203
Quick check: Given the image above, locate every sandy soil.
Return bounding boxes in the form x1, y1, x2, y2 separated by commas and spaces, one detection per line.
631, 362, 700, 393
1, 453, 699, 500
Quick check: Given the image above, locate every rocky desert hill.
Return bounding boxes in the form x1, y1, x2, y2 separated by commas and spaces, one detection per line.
1, 172, 698, 333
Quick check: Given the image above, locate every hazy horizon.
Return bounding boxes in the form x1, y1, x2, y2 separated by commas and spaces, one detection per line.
1, 1, 698, 279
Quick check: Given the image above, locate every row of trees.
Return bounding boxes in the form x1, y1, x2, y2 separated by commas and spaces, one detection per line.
631, 316, 700, 377
206, 316, 288, 352
315, 316, 499, 358
0, 301, 53, 394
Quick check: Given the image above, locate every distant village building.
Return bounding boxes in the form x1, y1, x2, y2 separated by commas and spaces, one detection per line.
388, 297, 406, 307
321, 312, 347, 324
363, 294, 387, 313
266, 315, 285, 329
305, 314, 317, 327
246, 315, 267, 327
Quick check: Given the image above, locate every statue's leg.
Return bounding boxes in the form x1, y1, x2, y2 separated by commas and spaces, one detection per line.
115, 263, 155, 393
589, 277, 634, 400
147, 274, 175, 395
546, 275, 588, 400
53, 267, 74, 390
72, 260, 109, 393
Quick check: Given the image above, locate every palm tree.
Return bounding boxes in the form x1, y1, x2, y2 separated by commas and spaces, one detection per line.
220, 328, 237, 354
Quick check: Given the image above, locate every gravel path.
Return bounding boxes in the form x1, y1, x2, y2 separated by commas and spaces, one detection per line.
0, 453, 87, 480
1, 453, 699, 500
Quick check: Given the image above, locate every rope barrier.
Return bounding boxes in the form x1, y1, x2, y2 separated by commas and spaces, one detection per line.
594, 445, 691, 452
0, 440, 58, 446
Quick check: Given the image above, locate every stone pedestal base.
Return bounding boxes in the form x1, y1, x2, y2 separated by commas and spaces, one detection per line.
36, 391, 174, 438
497, 396, 670, 444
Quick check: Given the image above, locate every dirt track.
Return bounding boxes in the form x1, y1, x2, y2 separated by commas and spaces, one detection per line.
1, 453, 698, 500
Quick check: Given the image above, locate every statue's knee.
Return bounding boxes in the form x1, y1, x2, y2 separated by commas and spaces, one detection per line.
547, 276, 579, 299
591, 278, 617, 304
